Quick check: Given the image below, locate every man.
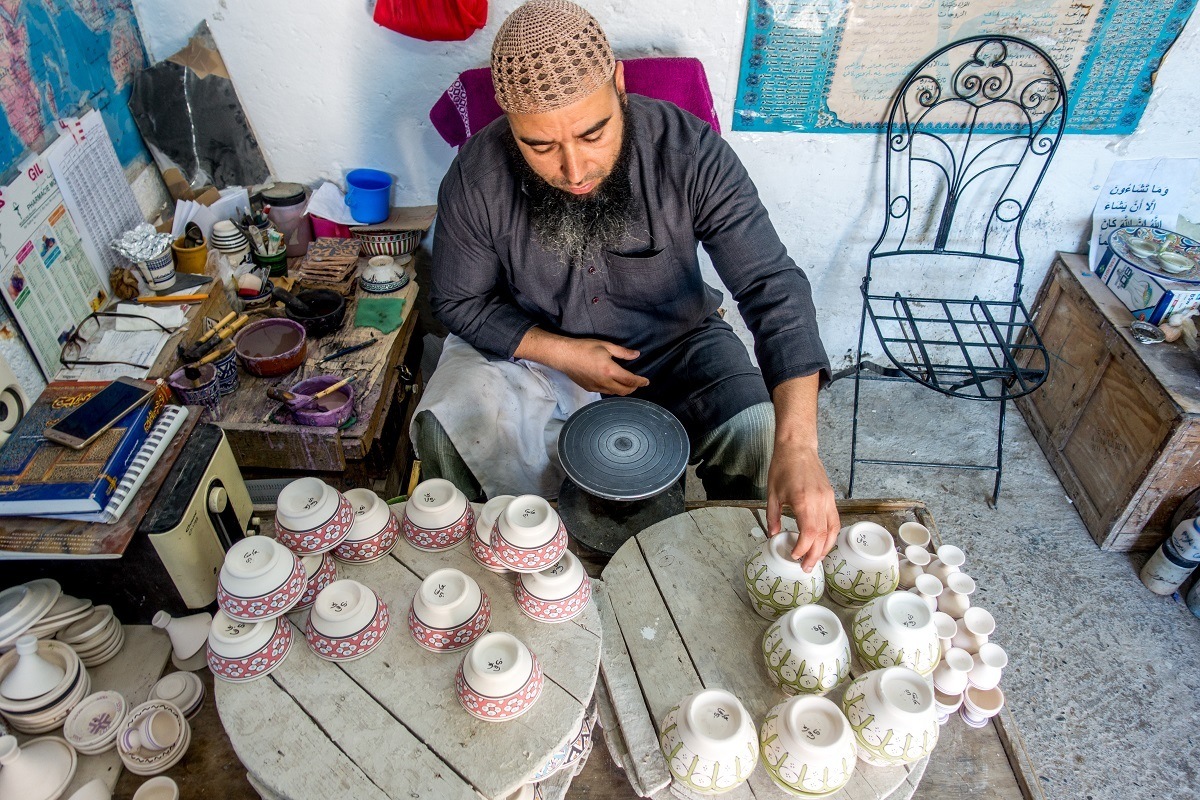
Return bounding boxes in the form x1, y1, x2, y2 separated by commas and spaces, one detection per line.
415, 0, 838, 568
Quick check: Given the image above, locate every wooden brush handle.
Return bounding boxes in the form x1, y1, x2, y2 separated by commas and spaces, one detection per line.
215, 315, 250, 341
312, 375, 355, 400
197, 311, 237, 344
191, 342, 234, 367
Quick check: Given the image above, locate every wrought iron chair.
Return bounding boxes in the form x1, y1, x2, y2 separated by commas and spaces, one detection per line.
843, 35, 1066, 503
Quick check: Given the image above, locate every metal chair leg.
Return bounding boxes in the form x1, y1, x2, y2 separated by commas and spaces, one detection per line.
990, 399, 1006, 507
848, 297, 871, 499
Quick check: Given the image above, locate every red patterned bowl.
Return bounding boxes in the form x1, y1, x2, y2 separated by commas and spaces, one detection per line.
277, 493, 355, 555
515, 574, 593, 624
469, 529, 509, 573
305, 599, 391, 662
492, 521, 569, 573
408, 593, 491, 653
207, 618, 292, 683
294, 553, 337, 612
217, 556, 307, 623
334, 512, 401, 564
455, 653, 544, 722
402, 504, 475, 552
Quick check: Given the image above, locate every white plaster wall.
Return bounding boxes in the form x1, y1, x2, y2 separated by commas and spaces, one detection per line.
133, 0, 1200, 365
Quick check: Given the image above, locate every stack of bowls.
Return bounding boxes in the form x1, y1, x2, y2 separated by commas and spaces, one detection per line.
206, 611, 293, 683
63, 690, 127, 754
514, 551, 592, 624
469, 495, 514, 573
275, 478, 354, 556
0, 579, 62, 652
117, 700, 191, 776
294, 553, 338, 612
408, 569, 490, 653
0, 637, 90, 734
454, 632, 543, 722
216, 537, 306, 623
22, 595, 92, 641
333, 488, 401, 564
210, 221, 249, 257
57, 605, 124, 668
149, 672, 205, 719
305, 579, 390, 662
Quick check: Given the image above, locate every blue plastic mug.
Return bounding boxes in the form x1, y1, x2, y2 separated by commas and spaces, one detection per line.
345, 169, 392, 224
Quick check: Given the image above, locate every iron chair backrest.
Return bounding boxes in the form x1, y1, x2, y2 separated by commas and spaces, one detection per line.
869, 36, 1067, 283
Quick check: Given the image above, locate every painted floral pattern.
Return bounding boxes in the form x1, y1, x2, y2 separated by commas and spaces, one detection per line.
841, 672, 939, 767
402, 505, 475, 551
469, 529, 509, 572
276, 494, 355, 554
515, 575, 592, 624
305, 600, 391, 662
334, 514, 401, 563
208, 622, 293, 683
852, 602, 941, 677
455, 656, 544, 722
408, 593, 491, 652
217, 558, 307, 622
822, 551, 899, 607
492, 521, 568, 573
761, 620, 850, 695
294, 554, 337, 611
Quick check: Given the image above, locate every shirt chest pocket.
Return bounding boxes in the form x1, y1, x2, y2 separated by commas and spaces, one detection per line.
603, 248, 684, 307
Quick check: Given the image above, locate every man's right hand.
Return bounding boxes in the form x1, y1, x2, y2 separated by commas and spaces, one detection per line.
515, 329, 649, 395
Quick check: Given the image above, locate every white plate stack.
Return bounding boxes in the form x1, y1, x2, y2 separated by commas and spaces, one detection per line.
57, 605, 124, 668
0, 638, 90, 734
0, 580, 62, 652
148, 672, 204, 719
22, 595, 92, 641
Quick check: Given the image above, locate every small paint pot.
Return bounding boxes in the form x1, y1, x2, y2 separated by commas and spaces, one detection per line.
234, 318, 307, 377
168, 364, 221, 422
252, 249, 288, 278
213, 348, 239, 396
289, 375, 355, 428
171, 236, 208, 274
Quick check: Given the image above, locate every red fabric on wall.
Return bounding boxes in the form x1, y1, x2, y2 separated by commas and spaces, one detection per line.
373, 0, 487, 42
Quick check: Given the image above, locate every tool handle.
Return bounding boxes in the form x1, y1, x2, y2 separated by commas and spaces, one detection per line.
198, 311, 238, 344
266, 387, 296, 403
318, 337, 379, 364
312, 375, 357, 400
138, 294, 208, 303
215, 315, 250, 341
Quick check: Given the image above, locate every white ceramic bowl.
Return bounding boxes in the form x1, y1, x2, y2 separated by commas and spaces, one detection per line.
476, 496, 514, 543
344, 488, 392, 540
495, 495, 560, 548
822, 522, 899, 606
411, 569, 483, 630
206, 611, 274, 661
762, 604, 851, 695
64, 690, 127, 753
461, 632, 535, 697
218, 537, 299, 601
275, 477, 341, 532
405, 479, 470, 530
659, 689, 759, 795
852, 590, 940, 676
206, 612, 292, 683
1157, 251, 1193, 273
840, 667, 939, 766
897, 522, 931, 549
309, 580, 378, 639
743, 531, 825, 620
519, 551, 586, 602
759, 695, 857, 796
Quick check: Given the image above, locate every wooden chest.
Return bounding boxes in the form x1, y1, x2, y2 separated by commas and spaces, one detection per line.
1016, 252, 1200, 550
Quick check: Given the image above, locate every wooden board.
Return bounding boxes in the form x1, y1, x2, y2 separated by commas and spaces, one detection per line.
216, 504, 602, 800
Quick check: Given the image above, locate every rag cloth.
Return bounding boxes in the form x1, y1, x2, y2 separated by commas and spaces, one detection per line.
354, 298, 406, 334
411, 334, 599, 498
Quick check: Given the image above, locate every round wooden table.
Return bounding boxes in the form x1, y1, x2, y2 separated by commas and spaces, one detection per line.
596, 506, 928, 800
216, 502, 602, 800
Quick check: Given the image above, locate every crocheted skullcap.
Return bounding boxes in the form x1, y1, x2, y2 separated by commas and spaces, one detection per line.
491, 0, 615, 114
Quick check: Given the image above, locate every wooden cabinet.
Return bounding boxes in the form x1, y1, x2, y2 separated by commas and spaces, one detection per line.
1016, 252, 1200, 550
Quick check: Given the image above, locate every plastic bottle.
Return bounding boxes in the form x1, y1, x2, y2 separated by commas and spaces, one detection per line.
262, 183, 312, 258
1139, 535, 1198, 595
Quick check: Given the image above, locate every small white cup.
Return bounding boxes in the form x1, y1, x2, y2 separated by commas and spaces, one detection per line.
931, 646, 973, 695
931, 611, 957, 653
938, 572, 975, 618
897, 522, 931, 549
962, 685, 1005, 722
968, 642, 1008, 691
132, 776, 179, 800
949, 607, 995, 654
927, 545, 966, 583
137, 708, 181, 751
910, 573, 943, 611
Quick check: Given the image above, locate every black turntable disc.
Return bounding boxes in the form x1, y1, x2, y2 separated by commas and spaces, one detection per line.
558, 397, 690, 501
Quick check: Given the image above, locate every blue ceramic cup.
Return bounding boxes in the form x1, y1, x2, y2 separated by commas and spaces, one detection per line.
345, 169, 392, 224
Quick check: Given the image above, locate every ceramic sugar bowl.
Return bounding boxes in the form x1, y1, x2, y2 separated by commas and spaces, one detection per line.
840, 667, 939, 767
216, 537, 306, 622
822, 522, 900, 607
762, 604, 851, 696
759, 695, 857, 797
659, 689, 758, 795
743, 530, 825, 620
851, 590, 941, 676
408, 568, 491, 653
402, 479, 476, 552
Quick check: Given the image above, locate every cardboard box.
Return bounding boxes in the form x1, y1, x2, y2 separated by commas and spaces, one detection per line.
1095, 247, 1200, 324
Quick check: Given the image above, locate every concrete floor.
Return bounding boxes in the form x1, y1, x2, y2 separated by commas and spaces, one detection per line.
805, 377, 1200, 800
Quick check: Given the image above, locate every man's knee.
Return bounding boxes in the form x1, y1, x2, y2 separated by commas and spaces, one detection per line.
695, 403, 775, 500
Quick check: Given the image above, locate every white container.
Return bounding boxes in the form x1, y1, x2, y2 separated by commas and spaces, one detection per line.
840, 667, 939, 767
937, 572, 976, 619
949, 607, 995, 654
151, 612, 212, 661
344, 488, 392, 541
962, 685, 1005, 723
495, 495, 561, 549
926, 544, 966, 584
520, 551, 586, 602
405, 479, 471, 530
0, 635, 65, 701
659, 689, 759, 795
0, 734, 77, 800
897, 522, 931, 549
931, 647, 973, 695
462, 633, 535, 697
476, 495, 515, 544
1168, 516, 1200, 561
931, 611, 957, 653
822, 522, 900, 606
910, 573, 943, 611
743, 531, 826, 619
1139, 538, 1198, 595
310, 580, 378, 639
219, 537, 300, 601
897, 554, 924, 590
411, 569, 483, 629
206, 612, 274, 660
759, 695, 857, 796
762, 604, 851, 695
968, 642, 1008, 691
851, 591, 940, 676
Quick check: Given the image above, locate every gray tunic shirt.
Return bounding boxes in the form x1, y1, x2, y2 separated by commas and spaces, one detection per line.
431, 94, 829, 435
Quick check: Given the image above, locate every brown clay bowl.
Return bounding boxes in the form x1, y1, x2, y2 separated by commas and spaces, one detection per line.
234, 318, 307, 377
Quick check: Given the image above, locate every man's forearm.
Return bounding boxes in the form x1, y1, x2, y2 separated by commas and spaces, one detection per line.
514, 327, 572, 371
771, 373, 822, 450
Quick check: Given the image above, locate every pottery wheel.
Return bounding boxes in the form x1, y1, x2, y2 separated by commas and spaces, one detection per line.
558, 398, 689, 502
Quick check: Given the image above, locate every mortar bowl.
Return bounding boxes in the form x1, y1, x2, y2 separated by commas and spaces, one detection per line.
234, 318, 307, 377
284, 290, 346, 339
289, 375, 355, 428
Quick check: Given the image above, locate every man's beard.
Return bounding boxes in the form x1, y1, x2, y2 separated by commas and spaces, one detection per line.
505, 102, 635, 267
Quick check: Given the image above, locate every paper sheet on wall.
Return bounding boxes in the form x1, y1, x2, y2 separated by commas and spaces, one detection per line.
0, 152, 109, 379
1089, 158, 1200, 270
45, 109, 144, 285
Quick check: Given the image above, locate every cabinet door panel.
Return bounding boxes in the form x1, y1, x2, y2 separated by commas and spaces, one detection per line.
1028, 278, 1107, 442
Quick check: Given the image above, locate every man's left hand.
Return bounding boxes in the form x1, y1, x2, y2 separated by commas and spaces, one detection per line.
766, 444, 840, 572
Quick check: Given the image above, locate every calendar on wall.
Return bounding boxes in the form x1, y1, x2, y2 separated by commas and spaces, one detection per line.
733, 0, 1198, 134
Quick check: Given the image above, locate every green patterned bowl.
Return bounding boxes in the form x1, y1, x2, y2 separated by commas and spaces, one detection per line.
840, 667, 939, 767
743, 531, 825, 620
759, 695, 857, 796
851, 591, 941, 677
659, 689, 758, 795
821, 522, 899, 607
762, 605, 850, 696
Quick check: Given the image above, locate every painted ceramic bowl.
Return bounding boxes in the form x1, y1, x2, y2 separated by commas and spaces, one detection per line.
275, 480, 354, 556
743, 531, 825, 620
216, 537, 305, 622
492, 495, 568, 573
470, 496, 514, 573
822, 522, 900, 606
840, 667, 938, 767
515, 551, 592, 623
63, 690, 127, 755
289, 375, 355, 428
333, 489, 400, 564
408, 568, 490, 653
759, 695, 857, 797
762, 604, 851, 696
455, 633, 543, 722
352, 228, 420, 257
532, 711, 594, 781
852, 591, 940, 677
294, 553, 337, 612
305, 581, 390, 662
402, 479, 475, 552
234, 318, 307, 377
206, 612, 292, 684
659, 689, 758, 795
